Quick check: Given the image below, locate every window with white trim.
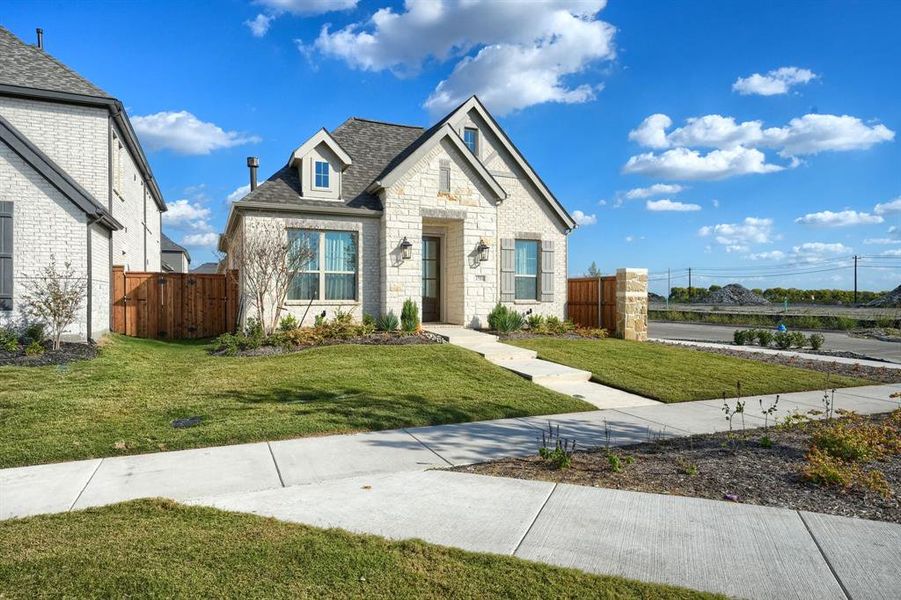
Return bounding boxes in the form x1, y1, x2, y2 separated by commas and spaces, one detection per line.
463, 127, 479, 155
314, 161, 330, 188
514, 240, 539, 300
287, 229, 357, 301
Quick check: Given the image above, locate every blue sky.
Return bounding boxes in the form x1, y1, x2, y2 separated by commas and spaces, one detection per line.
3, 0, 900, 293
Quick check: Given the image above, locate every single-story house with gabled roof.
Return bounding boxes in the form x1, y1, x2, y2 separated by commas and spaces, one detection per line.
221, 96, 576, 329
160, 233, 190, 273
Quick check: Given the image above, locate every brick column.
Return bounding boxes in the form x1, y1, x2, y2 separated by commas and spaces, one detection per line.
615, 268, 648, 341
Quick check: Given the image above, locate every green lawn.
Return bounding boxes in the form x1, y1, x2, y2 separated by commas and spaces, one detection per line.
507, 338, 873, 403
0, 499, 721, 599
0, 336, 592, 469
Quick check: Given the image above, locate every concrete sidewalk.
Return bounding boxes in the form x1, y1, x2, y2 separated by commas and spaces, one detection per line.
3, 383, 898, 520
191, 470, 900, 600
654, 337, 901, 369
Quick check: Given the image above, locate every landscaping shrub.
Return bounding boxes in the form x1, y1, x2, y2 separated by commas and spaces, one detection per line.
575, 327, 608, 339
487, 303, 509, 331
0, 326, 18, 352
808, 333, 825, 350
526, 313, 545, 332
537, 422, 576, 469
755, 329, 774, 347
733, 329, 750, 345
773, 331, 792, 349
314, 314, 326, 327
494, 309, 525, 334
362, 313, 376, 328
24, 340, 45, 356
23, 322, 46, 344
376, 310, 400, 332
400, 299, 420, 332
789, 331, 807, 348
278, 314, 299, 332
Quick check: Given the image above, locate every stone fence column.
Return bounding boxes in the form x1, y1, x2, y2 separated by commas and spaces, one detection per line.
615, 268, 648, 341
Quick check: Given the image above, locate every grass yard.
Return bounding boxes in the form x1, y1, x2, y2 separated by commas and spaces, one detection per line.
507, 338, 873, 403
0, 499, 719, 600
0, 336, 592, 469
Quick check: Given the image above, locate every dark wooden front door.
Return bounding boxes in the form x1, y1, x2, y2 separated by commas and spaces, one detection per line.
422, 236, 440, 322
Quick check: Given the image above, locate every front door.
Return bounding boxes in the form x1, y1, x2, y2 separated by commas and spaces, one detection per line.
422, 236, 440, 322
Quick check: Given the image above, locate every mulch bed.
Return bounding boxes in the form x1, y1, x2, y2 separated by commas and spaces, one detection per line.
228, 331, 445, 357
655, 341, 901, 384
0, 342, 98, 367
458, 414, 901, 524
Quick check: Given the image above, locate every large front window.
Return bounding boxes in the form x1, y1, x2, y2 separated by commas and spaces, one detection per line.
288, 230, 357, 301
314, 161, 330, 188
514, 240, 539, 300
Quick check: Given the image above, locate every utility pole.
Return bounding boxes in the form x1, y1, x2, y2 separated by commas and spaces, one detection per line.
853, 255, 859, 305
688, 267, 692, 304
666, 267, 673, 310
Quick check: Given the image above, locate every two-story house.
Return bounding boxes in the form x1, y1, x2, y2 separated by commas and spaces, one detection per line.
0, 27, 166, 341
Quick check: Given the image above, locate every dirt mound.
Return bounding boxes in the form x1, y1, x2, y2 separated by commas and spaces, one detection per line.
866, 284, 901, 308
706, 283, 769, 305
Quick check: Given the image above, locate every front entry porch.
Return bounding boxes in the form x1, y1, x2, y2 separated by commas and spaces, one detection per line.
421, 218, 466, 325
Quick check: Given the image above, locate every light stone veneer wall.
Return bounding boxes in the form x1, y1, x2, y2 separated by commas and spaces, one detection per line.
242, 211, 380, 328
615, 268, 648, 341
381, 139, 499, 327
89, 223, 111, 338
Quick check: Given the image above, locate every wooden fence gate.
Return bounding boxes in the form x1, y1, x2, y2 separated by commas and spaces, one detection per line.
567, 276, 616, 329
112, 266, 239, 339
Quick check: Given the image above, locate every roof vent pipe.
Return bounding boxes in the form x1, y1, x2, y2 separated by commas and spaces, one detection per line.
247, 156, 259, 191
36, 28, 43, 50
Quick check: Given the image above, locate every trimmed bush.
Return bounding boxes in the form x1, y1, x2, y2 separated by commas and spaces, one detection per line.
755, 329, 774, 347
0, 326, 18, 352
526, 313, 545, 332
789, 331, 807, 348
278, 314, 299, 332
376, 310, 400, 332
733, 329, 750, 345
773, 331, 792, 349
487, 303, 509, 331
400, 299, 420, 332
808, 333, 825, 350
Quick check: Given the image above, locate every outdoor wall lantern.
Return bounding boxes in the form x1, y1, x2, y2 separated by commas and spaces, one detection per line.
400, 237, 413, 261
476, 239, 490, 262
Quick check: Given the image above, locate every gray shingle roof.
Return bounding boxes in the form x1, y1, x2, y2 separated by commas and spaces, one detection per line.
161, 233, 190, 262
0, 26, 109, 97
191, 262, 220, 274
236, 118, 423, 212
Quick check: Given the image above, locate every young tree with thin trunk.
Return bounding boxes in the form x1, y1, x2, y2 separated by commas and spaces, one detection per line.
224, 221, 314, 335
22, 256, 88, 350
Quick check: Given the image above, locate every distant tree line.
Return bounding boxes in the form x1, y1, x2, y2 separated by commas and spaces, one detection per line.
664, 286, 887, 305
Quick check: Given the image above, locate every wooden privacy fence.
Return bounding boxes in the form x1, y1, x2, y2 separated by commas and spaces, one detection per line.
567, 276, 616, 329
112, 266, 239, 339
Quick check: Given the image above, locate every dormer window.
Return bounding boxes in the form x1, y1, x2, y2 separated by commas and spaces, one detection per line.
463, 128, 479, 155
314, 161, 330, 188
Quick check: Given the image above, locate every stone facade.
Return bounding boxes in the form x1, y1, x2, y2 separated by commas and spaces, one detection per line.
615, 268, 648, 341
0, 96, 163, 340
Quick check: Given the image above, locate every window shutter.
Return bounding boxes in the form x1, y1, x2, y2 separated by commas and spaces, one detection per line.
439, 160, 451, 193
540, 239, 554, 302
500, 238, 515, 302
0, 202, 12, 311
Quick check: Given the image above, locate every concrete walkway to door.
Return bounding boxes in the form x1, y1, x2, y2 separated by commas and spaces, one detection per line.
425, 325, 659, 410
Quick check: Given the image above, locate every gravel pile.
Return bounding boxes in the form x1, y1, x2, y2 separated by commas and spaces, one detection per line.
866, 284, 901, 308
706, 283, 769, 305
648, 292, 666, 302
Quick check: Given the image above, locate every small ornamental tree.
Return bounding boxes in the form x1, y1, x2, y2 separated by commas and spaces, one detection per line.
22, 256, 87, 350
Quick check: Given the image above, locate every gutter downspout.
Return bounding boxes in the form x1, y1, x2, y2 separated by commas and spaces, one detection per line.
86, 215, 102, 342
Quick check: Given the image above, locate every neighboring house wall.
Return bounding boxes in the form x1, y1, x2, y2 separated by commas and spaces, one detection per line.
0, 142, 96, 340
381, 138, 499, 327
161, 251, 188, 273
240, 211, 380, 327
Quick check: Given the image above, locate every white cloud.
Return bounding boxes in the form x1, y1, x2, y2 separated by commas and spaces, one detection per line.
133, 111, 261, 155
747, 250, 786, 261
624, 183, 685, 199
698, 217, 775, 253
308, 0, 616, 116
245, 14, 273, 37
711, 199, 720, 208
227, 184, 251, 203
597, 199, 607, 206
628, 113, 893, 157
572, 210, 597, 226
163, 199, 212, 230
791, 242, 852, 263
732, 66, 817, 96
877, 248, 901, 257
623, 146, 783, 180
181, 232, 220, 248
874, 197, 901, 215
794, 210, 883, 227
257, 0, 357, 14
864, 238, 901, 245
645, 199, 701, 212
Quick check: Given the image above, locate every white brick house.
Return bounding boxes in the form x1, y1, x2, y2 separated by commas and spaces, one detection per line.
0, 27, 166, 340
222, 96, 576, 329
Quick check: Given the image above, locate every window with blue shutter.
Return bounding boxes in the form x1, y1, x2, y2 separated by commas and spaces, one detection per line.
0, 202, 12, 311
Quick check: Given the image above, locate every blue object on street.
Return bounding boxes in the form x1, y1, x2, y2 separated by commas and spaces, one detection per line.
776, 324, 787, 332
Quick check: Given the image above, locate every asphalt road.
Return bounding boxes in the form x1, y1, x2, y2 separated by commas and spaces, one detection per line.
649, 321, 901, 364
